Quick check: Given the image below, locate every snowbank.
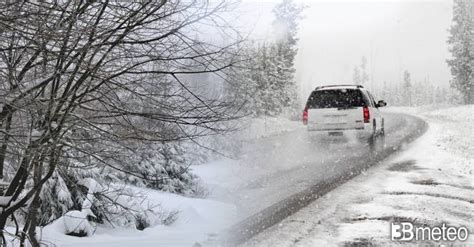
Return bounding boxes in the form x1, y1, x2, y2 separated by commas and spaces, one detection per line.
191, 159, 242, 201
239, 116, 304, 140
63, 210, 96, 237
36, 186, 236, 247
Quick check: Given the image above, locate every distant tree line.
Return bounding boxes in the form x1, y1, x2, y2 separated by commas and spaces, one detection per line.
351, 58, 462, 107
375, 71, 461, 107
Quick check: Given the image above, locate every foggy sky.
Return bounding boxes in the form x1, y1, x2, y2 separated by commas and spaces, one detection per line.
237, 0, 453, 100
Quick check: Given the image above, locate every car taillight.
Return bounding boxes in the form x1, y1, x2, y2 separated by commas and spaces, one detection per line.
303, 106, 308, 125
363, 106, 370, 123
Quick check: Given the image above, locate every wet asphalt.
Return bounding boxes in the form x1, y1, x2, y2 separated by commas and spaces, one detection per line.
224, 112, 428, 245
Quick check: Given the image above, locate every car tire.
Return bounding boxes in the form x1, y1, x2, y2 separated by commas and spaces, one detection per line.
380, 118, 385, 136
368, 120, 377, 144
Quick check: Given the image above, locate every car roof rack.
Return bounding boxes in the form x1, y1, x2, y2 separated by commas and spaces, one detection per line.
315, 84, 364, 90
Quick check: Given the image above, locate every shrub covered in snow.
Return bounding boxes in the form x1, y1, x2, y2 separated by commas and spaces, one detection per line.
118, 142, 204, 196
31, 163, 180, 231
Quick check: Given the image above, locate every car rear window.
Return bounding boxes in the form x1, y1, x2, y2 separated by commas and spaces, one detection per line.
306, 89, 367, 109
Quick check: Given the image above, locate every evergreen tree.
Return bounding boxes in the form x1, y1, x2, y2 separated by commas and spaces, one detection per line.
353, 56, 369, 86
272, 0, 303, 65
403, 70, 412, 106
225, 0, 304, 117
360, 56, 370, 86
271, 0, 304, 113
447, 0, 474, 104
381, 81, 388, 103
353, 67, 362, 85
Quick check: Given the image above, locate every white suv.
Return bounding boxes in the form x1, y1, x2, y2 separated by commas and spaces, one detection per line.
303, 85, 386, 141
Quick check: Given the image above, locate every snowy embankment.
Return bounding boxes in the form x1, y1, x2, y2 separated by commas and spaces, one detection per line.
34, 187, 236, 247
199, 115, 304, 189
31, 116, 301, 247
192, 116, 305, 204
240, 116, 304, 140
243, 105, 474, 246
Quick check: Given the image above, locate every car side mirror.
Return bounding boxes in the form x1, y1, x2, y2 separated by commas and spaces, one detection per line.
377, 100, 387, 107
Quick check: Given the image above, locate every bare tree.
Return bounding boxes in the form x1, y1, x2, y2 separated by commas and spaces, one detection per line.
0, 1, 242, 245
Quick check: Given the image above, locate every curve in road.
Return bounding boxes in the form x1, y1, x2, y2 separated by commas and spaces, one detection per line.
224, 112, 428, 245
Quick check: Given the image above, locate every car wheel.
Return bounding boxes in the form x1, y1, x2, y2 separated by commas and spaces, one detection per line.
368, 120, 377, 144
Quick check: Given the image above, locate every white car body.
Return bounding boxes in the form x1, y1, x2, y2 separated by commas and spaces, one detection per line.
303, 85, 386, 140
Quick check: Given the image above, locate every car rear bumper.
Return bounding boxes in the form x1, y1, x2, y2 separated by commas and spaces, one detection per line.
306, 124, 374, 139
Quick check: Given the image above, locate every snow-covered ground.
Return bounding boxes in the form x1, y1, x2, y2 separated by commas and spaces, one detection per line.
240, 116, 304, 140
19, 116, 302, 247
27, 187, 235, 247
243, 105, 474, 246
194, 116, 307, 211
193, 116, 305, 204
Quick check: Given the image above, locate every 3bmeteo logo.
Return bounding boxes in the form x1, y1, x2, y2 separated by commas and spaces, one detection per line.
391, 222, 469, 242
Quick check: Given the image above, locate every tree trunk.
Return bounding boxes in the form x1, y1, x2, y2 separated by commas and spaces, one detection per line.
0, 106, 13, 182
20, 161, 43, 247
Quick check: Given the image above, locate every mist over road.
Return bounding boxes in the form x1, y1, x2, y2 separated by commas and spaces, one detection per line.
225, 112, 427, 245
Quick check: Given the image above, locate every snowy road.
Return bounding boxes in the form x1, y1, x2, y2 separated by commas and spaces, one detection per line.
225, 112, 427, 244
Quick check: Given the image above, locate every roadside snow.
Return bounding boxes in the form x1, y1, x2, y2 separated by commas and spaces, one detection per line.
191, 116, 306, 215
63, 210, 96, 237
243, 105, 474, 246
38, 188, 236, 247
192, 158, 243, 203
240, 116, 304, 140
20, 115, 301, 247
